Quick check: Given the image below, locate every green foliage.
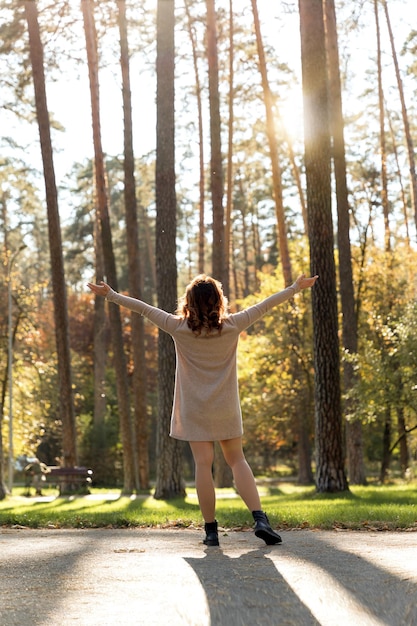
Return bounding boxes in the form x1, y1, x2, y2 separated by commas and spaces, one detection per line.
345, 245, 417, 467
238, 265, 314, 472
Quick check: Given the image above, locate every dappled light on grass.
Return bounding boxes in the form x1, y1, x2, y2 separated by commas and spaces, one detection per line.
0, 482, 416, 530
259, 483, 417, 531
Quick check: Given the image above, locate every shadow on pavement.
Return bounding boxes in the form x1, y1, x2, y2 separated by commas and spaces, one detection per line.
185, 547, 320, 626
282, 533, 417, 625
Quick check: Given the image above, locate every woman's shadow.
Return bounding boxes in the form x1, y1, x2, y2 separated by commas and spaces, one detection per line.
185, 547, 319, 626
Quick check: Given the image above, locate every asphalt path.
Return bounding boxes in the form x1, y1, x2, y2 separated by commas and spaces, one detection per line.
1, 527, 416, 626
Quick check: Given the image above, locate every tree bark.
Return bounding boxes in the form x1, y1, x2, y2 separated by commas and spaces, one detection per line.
224, 0, 234, 299
206, 0, 225, 285
92, 194, 107, 431
298, 0, 348, 492
24, 0, 77, 468
205, 0, 233, 489
397, 406, 408, 478
117, 0, 149, 490
251, 0, 292, 287
154, 0, 185, 500
324, 0, 365, 485
374, 0, 391, 252
81, 0, 137, 494
379, 408, 391, 483
184, 0, 206, 275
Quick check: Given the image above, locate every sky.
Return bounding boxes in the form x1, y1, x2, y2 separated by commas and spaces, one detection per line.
39, 1, 305, 184
4, 0, 416, 228
45, 1, 301, 185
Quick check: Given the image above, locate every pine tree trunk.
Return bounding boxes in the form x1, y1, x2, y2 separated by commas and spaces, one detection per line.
397, 409, 409, 478
0, 362, 7, 497
324, 0, 365, 485
206, 0, 225, 284
374, 0, 391, 252
154, 0, 185, 500
82, 0, 137, 494
395, 373, 409, 478
184, 0, 206, 274
92, 216, 107, 430
298, 0, 348, 492
379, 409, 391, 483
224, 0, 234, 299
24, 0, 77, 468
251, 0, 292, 287
206, 0, 233, 489
346, 420, 367, 485
118, 0, 149, 490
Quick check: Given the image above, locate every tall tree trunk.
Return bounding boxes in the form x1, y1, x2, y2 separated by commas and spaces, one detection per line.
154, 0, 185, 500
0, 218, 23, 496
397, 406, 408, 478
139, 203, 157, 290
298, 0, 348, 492
224, 0, 234, 299
251, 0, 292, 287
374, 0, 391, 253
382, 0, 417, 239
117, 0, 149, 490
0, 217, 7, 498
253, 0, 311, 479
0, 433, 5, 499
92, 188, 107, 429
324, 0, 365, 485
24, 1, 77, 468
286, 137, 309, 238
387, 111, 411, 247
184, 0, 205, 274
206, 0, 233, 490
374, 0, 395, 484
379, 408, 391, 483
81, 0, 137, 494
206, 0, 225, 284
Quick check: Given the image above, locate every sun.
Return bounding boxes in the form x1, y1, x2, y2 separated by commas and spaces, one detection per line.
276, 92, 304, 142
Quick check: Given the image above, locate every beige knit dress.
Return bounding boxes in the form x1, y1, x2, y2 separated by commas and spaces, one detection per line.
106, 283, 300, 442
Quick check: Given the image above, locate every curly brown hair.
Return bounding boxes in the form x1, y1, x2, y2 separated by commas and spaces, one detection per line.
177, 274, 228, 335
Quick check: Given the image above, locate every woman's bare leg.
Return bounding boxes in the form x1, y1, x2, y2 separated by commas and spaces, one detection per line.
189, 441, 216, 522
219, 437, 262, 512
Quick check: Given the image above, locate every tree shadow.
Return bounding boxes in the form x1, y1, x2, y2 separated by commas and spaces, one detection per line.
185, 547, 320, 626
282, 533, 417, 625
0, 530, 95, 625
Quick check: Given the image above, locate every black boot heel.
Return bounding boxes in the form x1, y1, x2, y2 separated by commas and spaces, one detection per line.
203, 520, 219, 546
252, 510, 282, 545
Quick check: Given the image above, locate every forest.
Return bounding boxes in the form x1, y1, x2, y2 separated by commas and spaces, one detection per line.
0, 0, 416, 500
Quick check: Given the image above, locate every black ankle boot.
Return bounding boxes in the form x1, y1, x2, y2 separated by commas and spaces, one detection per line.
252, 510, 282, 545
203, 520, 219, 546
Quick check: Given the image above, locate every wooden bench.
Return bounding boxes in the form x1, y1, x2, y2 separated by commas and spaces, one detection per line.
46, 466, 93, 495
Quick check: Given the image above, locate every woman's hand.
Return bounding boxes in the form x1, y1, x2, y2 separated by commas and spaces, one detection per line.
295, 274, 318, 290
87, 281, 111, 297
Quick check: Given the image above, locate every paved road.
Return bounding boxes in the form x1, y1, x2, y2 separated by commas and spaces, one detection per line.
1, 527, 416, 626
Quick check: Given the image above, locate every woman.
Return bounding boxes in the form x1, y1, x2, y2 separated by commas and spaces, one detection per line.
87, 272, 317, 546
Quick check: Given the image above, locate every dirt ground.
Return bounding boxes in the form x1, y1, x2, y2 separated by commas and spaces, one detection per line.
1, 526, 416, 626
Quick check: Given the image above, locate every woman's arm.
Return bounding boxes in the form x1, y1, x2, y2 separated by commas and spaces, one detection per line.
87, 281, 179, 333
231, 274, 318, 331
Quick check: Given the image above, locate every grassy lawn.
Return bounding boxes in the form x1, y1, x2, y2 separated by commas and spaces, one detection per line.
1, 481, 416, 531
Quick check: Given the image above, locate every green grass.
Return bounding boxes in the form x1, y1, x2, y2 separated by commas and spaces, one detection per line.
1, 482, 416, 531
